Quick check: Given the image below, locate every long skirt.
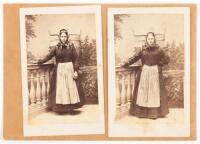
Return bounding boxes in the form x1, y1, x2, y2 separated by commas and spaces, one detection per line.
129, 65, 169, 119
47, 62, 81, 113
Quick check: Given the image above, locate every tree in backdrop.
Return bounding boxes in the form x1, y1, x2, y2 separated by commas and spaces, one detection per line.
25, 15, 36, 42
78, 36, 97, 66
161, 41, 184, 108
114, 14, 130, 64
77, 35, 98, 104
114, 14, 129, 44
26, 15, 37, 63
162, 40, 184, 70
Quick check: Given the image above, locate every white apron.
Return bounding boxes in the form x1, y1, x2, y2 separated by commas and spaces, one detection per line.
136, 64, 160, 107
56, 62, 80, 104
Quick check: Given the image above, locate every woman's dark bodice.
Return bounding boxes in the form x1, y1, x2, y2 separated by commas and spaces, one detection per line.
54, 44, 76, 63
123, 45, 170, 67
38, 42, 79, 71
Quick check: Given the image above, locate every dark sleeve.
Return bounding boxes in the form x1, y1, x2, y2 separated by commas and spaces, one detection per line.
71, 43, 79, 71
38, 47, 56, 64
158, 49, 170, 66
122, 50, 142, 67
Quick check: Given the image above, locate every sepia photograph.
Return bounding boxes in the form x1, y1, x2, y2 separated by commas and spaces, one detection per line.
20, 5, 104, 136
108, 7, 191, 137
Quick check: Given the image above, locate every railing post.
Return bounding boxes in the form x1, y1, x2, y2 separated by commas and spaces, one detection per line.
27, 63, 54, 115
120, 72, 127, 111
116, 72, 121, 110
131, 71, 136, 100
115, 66, 139, 120
41, 69, 47, 106
126, 71, 132, 108
46, 69, 50, 101
29, 71, 36, 109
35, 70, 42, 107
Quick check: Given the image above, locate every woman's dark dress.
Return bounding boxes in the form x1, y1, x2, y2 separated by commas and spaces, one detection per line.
123, 44, 170, 119
38, 42, 82, 113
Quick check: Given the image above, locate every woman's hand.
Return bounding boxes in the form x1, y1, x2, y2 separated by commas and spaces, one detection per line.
73, 71, 78, 80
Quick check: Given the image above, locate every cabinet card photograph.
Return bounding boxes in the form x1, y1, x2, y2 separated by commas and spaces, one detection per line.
20, 5, 104, 136
108, 7, 191, 137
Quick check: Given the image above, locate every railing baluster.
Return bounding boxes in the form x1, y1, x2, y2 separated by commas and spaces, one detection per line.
131, 71, 136, 100
116, 72, 121, 110
35, 70, 42, 107
115, 66, 140, 119
28, 81, 31, 109
29, 71, 36, 109
27, 64, 54, 115
126, 71, 131, 108
46, 69, 50, 102
41, 69, 47, 106
120, 72, 127, 111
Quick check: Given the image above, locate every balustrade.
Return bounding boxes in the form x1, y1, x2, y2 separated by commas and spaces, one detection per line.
115, 66, 184, 119
115, 66, 140, 119
27, 63, 54, 114
27, 64, 97, 115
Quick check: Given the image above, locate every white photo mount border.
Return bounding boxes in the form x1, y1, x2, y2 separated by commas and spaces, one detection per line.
108, 7, 190, 137
20, 5, 104, 136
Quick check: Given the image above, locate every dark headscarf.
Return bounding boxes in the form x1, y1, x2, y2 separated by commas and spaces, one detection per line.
143, 32, 159, 50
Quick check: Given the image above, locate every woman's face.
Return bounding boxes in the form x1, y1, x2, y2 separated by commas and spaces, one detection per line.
60, 32, 68, 44
146, 33, 155, 46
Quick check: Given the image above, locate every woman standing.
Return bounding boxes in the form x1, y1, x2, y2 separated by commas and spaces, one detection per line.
121, 32, 170, 119
36, 29, 81, 114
